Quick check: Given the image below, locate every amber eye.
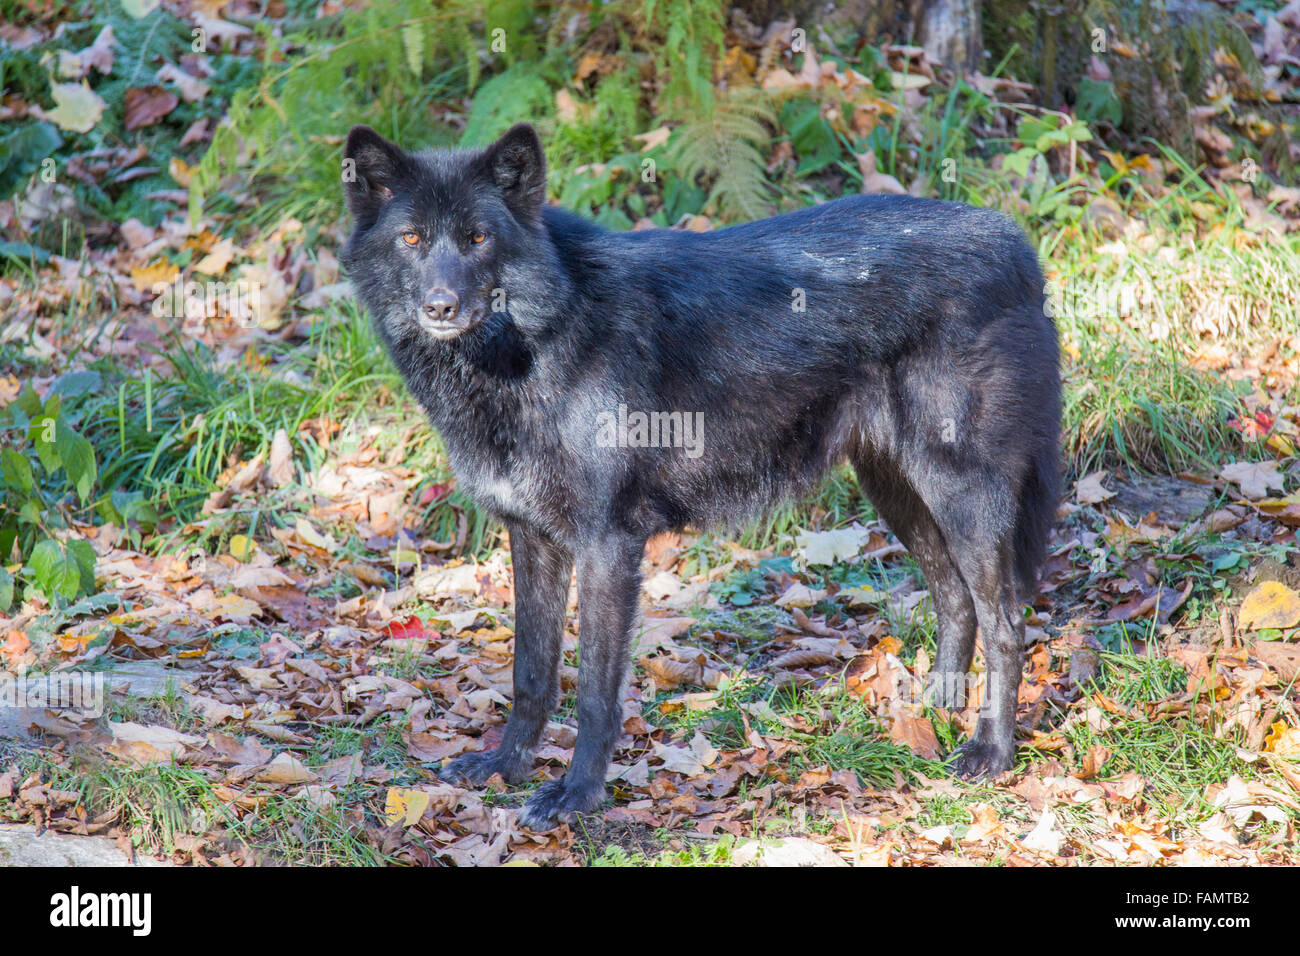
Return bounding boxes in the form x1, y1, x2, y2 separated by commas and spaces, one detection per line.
401, 232, 420, 246
470, 231, 486, 244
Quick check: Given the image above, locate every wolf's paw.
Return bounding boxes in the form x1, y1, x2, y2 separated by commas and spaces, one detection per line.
439, 748, 528, 787
518, 779, 606, 831
949, 737, 1014, 780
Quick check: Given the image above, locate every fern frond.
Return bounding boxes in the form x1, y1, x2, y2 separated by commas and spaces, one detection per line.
460, 65, 555, 146
401, 23, 424, 79
669, 89, 776, 222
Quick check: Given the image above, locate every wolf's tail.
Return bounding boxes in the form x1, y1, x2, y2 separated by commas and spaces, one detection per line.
1012, 443, 1061, 602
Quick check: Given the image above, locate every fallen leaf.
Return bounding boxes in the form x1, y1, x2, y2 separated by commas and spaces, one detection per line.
156, 62, 210, 103
1020, 807, 1063, 855
130, 259, 179, 292
1264, 722, 1300, 756
796, 525, 867, 565
651, 739, 707, 776
258, 752, 318, 785
123, 85, 179, 131
775, 583, 827, 608
1220, 460, 1285, 500
633, 126, 671, 151
193, 237, 236, 276
1075, 471, 1115, 504
268, 428, 294, 486
1239, 582, 1300, 631
888, 710, 940, 758
733, 837, 847, 867
384, 787, 432, 826
121, 0, 161, 17
46, 81, 107, 133
105, 721, 203, 765
857, 151, 906, 195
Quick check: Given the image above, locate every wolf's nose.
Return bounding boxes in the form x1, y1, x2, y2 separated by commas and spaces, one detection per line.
423, 289, 459, 321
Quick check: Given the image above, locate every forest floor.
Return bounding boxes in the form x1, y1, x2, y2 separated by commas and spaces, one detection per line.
2, 0, 1300, 866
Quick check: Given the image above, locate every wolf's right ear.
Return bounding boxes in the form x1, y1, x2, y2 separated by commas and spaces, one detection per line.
479, 124, 547, 221
342, 126, 408, 222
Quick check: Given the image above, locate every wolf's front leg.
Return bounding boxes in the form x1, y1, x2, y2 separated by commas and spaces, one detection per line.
441, 522, 572, 786
519, 533, 643, 830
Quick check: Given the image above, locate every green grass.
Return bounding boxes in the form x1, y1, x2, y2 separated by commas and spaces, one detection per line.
775, 686, 932, 788
587, 833, 736, 867
1059, 653, 1258, 827
1051, 216, 1300, 475
11, 718, 415, 864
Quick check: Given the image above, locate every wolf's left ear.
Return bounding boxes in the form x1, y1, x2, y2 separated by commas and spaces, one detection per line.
480, 124, 547, 221
343, 125, 409, 223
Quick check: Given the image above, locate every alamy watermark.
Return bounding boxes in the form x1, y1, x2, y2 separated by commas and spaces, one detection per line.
151, 278, 262, 326
0, 668, 104, 717
595, 405, 705, 458
891, 669, 990, 715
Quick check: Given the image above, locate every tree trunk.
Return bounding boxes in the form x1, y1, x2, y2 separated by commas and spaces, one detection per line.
731, 0, 980, 71
918, 0, 982, 72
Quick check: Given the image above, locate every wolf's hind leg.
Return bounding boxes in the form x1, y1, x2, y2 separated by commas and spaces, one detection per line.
913, 469, 1024, 779
854, 456, 976, 710
441, 522, 571, 786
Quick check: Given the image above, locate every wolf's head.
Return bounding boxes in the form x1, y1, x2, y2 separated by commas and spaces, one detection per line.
340, 123, 548, 342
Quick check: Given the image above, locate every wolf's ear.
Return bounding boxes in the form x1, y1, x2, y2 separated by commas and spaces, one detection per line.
480, 124, 546, 220
342, 125, 409, 222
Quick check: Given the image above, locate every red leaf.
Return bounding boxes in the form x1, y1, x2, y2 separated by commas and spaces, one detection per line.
384, 617, 426, 641
418, 481, 454, 506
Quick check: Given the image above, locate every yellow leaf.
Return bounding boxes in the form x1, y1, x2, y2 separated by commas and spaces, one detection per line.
1266, 432, 1297, 458
55, 632, 92, 654
295, 517, 339, 553
228, 534, 254, 560
213, 593, 262, 622
1264, 721, 1300, 756
0, 375, 19, 408
169, 156, 193, 187
183, 229, 218, 253
193, 238, 236, 276
130, 259, 179, 293
1239, 581, 1300, 631
384, 787, 431, 827
1100, 150, 1130, 175
46, 80, 107, 133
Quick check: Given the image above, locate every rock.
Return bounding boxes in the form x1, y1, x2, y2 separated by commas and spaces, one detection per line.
0, 824, 171, 866
0, 660, 187, 743
1110, 475, 1212, 526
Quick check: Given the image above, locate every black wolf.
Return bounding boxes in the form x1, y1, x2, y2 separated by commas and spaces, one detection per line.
340, 123, 1061, 829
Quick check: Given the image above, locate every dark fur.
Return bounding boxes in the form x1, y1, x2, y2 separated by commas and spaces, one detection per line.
340, 123, 1062, 829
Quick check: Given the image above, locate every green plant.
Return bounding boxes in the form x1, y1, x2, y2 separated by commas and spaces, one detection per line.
668, 88, 776, 222
711, 567, 768, 607
0, 381, 103, 606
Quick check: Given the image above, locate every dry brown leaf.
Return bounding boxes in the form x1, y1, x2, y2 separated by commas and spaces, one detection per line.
123, 85, 178, 130
1220, 460, 1285, 500
257, 752, 318, 785
1075, 471, 1115, 504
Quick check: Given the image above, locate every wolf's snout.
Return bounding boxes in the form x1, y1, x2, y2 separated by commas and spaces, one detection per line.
423, 289, 460, 322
